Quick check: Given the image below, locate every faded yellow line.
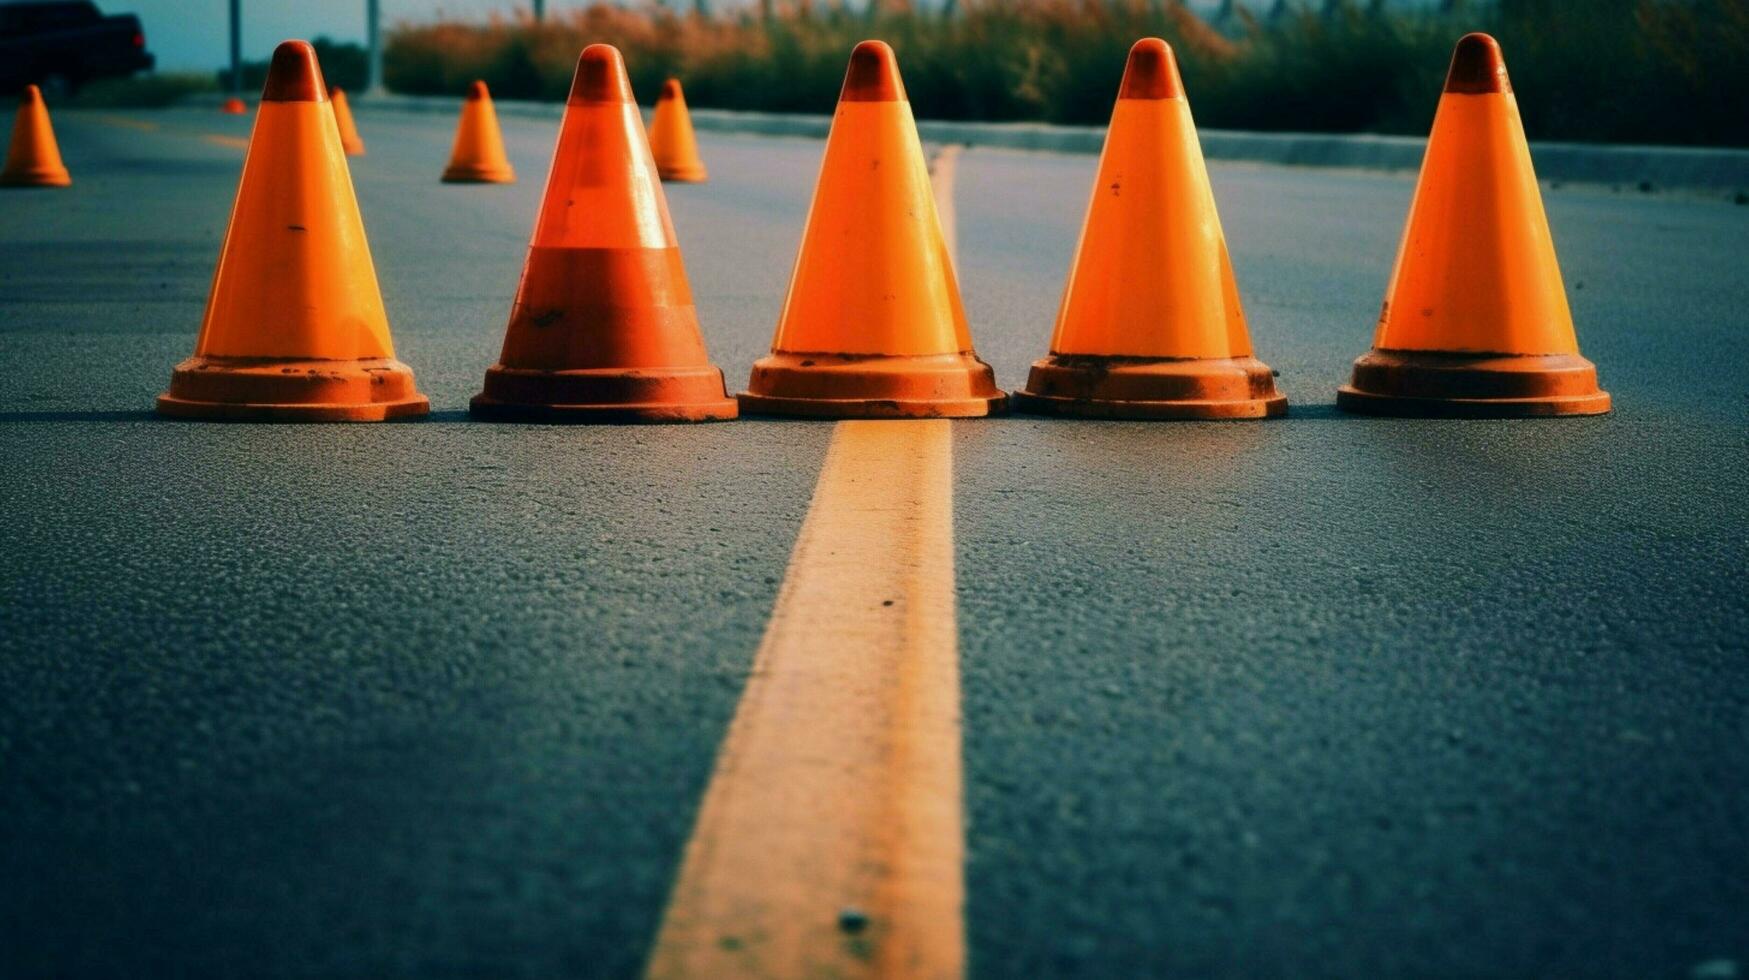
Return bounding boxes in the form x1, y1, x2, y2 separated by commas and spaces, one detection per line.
928, 143, 963, 262
96, 115, 159, 132
201, 134, 249, 150
645, 420, 964, 979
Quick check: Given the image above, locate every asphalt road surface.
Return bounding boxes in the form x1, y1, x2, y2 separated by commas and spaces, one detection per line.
2, 105, 1745, 979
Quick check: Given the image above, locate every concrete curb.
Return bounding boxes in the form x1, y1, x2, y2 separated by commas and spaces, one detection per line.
189, 92, 1749, 193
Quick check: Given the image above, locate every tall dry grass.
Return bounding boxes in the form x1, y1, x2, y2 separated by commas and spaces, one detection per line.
382, 0, 1749, 145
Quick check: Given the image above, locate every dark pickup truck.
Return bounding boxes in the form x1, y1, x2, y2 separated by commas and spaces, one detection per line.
0, 1, 154, 95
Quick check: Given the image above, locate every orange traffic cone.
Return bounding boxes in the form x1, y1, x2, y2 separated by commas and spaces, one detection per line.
442, 81, 515, 184
330, 87, 365, 155
739, 41, 1005, 418
648, 78, 706, 183
469, 45, 736, 423
1337, 33, 1610, 417
157, 41, 428, 422
2, 85, 71, 188
1013, 39, 1284, 419
220, 96, 247, 114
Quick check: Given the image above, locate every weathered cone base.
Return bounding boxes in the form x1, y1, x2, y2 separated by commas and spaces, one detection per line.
739, 352, 1007, 419
0, 167, 70, 187
1337, 349, 1611, 417
471, 364, 738, 423
157, 356, 430, 421
1014, 355, 1287, 420
658, 163, 707, 183
442, 164, 515, 184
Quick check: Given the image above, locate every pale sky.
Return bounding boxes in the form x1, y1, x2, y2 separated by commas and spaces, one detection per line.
123, 0, 543, 71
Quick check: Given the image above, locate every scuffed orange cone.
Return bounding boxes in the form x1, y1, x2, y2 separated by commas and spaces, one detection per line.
157, 41, 428, 422
2, 86, 71, 188
220, 96, 247, 114
1014, 39, 1284, 420
441, 81, 514, 183
330, 87, 365, 155
469, 45, 735, 423
739, 41, 1004, 419
1338, 33, 1609, 417
648, 78, 706, 182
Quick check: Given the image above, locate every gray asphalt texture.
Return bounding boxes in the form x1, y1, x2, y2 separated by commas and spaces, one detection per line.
1, 105, 1745, 979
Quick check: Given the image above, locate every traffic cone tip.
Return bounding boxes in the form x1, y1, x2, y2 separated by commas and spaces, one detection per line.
840, 40, 906, 102
262, 40, 326, 102
1118, 38, 1183, 100
22, 85, 44, 105
569, 44, 633, 105
660, 78, 683, 101
1445, 33, 1511, 94
467, 80, 490, 101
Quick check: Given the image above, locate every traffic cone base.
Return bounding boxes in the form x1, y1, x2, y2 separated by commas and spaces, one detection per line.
2, 85, 71, 187
1336, 350, 1609, 417
1014, 355, 1286, 420
157, 40, 428, 422
471, 365, 735, 422
471, 46, 734, 423
739, 352, 1005, 419
442, 81, 515, 184
1339, 34, 1608, 417
1013, 39, 1283, 420
157, 357, 428, 421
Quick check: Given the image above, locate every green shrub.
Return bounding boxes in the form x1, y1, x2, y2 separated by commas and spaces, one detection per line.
67, 72, 217, 108
382, 0, 1749, 146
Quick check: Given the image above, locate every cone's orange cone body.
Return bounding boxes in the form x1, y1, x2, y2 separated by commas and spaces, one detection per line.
330, 87, 365, 155
740, 41, 1004, 418
469, 46, 735, 423
1014, 39, 1284, 420
442, 81, 515, 184
220, 97, 247, 114
157, 41, 428, 422
2, 86, 71, 188
1338, 34, 1609, 417
648, 78, 706, 183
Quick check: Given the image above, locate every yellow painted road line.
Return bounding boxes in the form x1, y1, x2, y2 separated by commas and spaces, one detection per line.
645, 420, 964, 980
201, 134, 249, 150
96, 115, 160, 132
928, 144, 963, 263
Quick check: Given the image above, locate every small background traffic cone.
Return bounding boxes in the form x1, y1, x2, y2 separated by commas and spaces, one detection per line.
1337, 33, 1609, 417
1013, 39, 1284, 420
2, 86, 71, 188
157, 41, 428, 421
739, 41, 1005, 418
331, 87, 365, 155
220, 96, 247, 114
469, 45, 735, 423
648, 78, 706, 182
442, 81, 515, 183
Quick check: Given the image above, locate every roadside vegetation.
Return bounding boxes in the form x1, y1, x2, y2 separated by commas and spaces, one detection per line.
380, 0, 1748, 146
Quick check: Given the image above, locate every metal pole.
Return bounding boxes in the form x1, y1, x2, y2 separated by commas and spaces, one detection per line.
367, 0, 384, 94
533, 0, 546, 20
228, 0, 241, 94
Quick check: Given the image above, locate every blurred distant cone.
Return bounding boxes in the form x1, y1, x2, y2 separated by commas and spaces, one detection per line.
1014, 39, 1284, 419
739, 40, 1004, 418
1337, 33, 1610, 417
2, 86, 71, 188
220, 96, 247, 114
330, 87, 365, 155
469, 45, 735, 423
441, 81, 514, 183
157, 41, 428, 421
648, 78, 706, 182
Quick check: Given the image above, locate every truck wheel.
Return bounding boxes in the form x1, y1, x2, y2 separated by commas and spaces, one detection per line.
39, 74, 75, 99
